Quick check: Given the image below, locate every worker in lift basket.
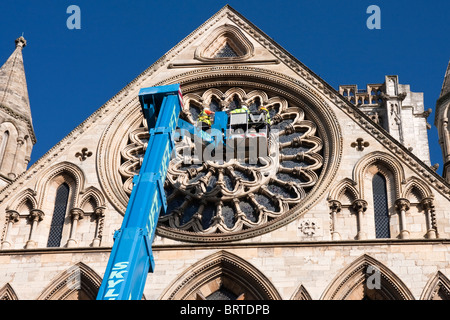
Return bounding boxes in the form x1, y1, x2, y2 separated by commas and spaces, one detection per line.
198, 107, 214, 129
230, 104, 249, 114
259, 105, 272, 126
230, 104, 249, 132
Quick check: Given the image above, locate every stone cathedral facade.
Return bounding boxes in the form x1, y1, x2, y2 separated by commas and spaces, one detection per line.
0, 6, 449, 300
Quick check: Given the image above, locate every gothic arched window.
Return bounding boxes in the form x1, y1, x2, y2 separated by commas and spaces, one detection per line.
47, 183, 70, 247
372, 173, 390, 238
0, 131, 9, 167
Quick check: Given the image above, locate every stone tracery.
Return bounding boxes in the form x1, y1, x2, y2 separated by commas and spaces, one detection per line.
119, 87, 325, 237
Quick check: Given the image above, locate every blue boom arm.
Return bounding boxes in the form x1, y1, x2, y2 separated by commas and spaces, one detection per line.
96, 84, 183, 300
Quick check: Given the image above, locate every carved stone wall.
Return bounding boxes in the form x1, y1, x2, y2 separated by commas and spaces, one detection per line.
99, 68, 342, 242
0, 5, 449, 301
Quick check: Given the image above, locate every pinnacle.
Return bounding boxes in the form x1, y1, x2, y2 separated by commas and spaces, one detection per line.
15, 36, 27, 49
0, 36, 33, 124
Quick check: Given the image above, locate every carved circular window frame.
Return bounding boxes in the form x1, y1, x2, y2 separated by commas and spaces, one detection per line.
97, 67, 342, 243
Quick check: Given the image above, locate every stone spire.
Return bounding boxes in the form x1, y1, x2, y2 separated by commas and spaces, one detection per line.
440, 59, 450, 100
436, 59, 450, 183
0, 36, 33, 124
0, 37, 36, 186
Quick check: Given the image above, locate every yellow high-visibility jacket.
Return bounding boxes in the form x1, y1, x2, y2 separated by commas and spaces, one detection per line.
261, 110, 272, 125
230, 106, 249, 114
198, 110, 211, 126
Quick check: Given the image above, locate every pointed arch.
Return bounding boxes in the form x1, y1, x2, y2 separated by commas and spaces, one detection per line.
0, 283, 19, 300
353, 151, 406, 199
201, 88, 224, 108
402, 177, 433, 202
328, 178, 359, 205
223, 87, 247, 105
78, 186, 105, 210
182, 92, 203, 106
321, 254, 414, 300
194, 24, 254, 62
32, 162, 85, 247
160, 250, 281, 300
245, 90, 269, 106
37, 262, 102, 300
290, 284, 312, 300
17, 198, 33, 217
8, 188, 38, 212
421, 271, 450, 300
36, 161, 85, 209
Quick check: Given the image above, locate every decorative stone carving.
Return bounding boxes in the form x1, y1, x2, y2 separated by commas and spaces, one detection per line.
75, 148, 93, 161
159, 90, 318, 234
92, 206, 106, 247
421, 271, 450, 300
193, 25, 255, 62
159, 250, 282, 300
96, 62, 343, 242
322, 254, 415, 300
298, 219, 320, 237
420, 197, 438, 239
113, 85, 337, 242
351, 138, 369, 151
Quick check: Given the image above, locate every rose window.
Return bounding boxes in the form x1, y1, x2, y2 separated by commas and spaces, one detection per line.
118, 87, 325, 240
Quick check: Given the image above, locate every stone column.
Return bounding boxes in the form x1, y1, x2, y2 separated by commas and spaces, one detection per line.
395, 198, 410, 239
352, 199, 367, 240
421, 197, 437, 239
11, 137, 25, 177
92, 206, 106, 247
442, 118, 450, 163
67, 208, 84, 248
25, 209, 44, 249
1, 210, 19, 249
329, 200, 342, 240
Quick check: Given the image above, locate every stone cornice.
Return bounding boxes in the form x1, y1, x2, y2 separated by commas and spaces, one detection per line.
1, 238, 449, 255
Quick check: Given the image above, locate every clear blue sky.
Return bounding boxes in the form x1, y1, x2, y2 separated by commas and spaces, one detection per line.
1, 0, 449, 174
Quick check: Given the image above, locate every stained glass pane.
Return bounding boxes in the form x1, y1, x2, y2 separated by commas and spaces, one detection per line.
47, 183, 70, 247
372, 173, 390, 238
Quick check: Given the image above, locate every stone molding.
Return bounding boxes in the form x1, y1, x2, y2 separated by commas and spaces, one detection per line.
321, 254, 415, 300
36, 262, 102, 300
159, 250, 282, 300
290, 284, 312, 300
0, 283, 19, 300
420, 271, 450, 300
193, 24, 254, 62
